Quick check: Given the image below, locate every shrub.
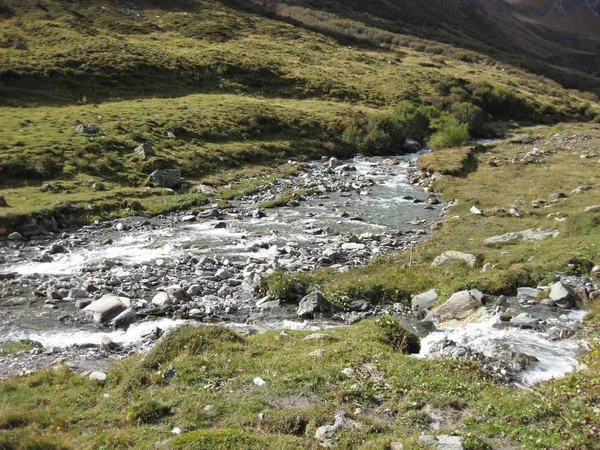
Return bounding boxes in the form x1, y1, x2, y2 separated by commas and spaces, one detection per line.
450, 102, 485, 136
128, 400, 171, 424
428, 115, 470, 149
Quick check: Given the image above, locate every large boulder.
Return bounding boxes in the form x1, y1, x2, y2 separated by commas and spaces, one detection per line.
432, 251, 477, 269
148, 169, 182, 188
298, 292, 333, 319
549, 282, 577, 309
423, 290, 485, 326
412, 289, 438, 311
82, 295, 127, 324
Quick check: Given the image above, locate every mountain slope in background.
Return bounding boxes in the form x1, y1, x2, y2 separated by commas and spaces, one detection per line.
245, 0, 600, 86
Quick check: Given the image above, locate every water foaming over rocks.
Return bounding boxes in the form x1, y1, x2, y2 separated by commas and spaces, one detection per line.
0, 154, 440, 377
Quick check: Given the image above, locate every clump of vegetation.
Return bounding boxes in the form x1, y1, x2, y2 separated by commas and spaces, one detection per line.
376, 316, 421, 353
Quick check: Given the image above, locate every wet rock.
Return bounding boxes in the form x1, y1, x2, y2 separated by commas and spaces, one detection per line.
251, 209, 266, 218
101, 335, 121, 352
328, 157, 342, 169
50, 244, 68, 254
134, 143, 155, 159
510, 313, 539, 327
432, 251, 477, 269
82, 295, 127, 323
549, 282, 577, 309
148, 169, 182, 188
109, 307, 137, 329
424, 290, 485, 325
412, 289, 438, 311
297, 292, 333, 319
8, 232, 24, 241
517, 287, 539, 304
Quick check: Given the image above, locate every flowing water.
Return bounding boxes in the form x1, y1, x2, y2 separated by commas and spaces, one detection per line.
0, 153, 589, 383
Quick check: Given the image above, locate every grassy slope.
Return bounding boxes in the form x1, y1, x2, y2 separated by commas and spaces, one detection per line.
0, 0, 597, 230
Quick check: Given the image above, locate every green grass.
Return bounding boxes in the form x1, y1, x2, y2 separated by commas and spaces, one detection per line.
1, 320, 599, 449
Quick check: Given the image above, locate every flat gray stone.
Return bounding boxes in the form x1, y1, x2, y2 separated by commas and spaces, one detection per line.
484, 229, 559, 246
432, 251, 477, 269
82, 295, 126, 323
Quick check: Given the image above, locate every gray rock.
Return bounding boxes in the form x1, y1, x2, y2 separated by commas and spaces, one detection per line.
82, 295, 127, 323
328, 157, 342, 169
47, 286, 65, 300
510, 313, 539, 326
92, 182, 105, 191
298, 292, 332, 319
68, 288, 89, 299
424, 290, 485, 325
152, 292, 171, 307
412, 289, 438, 311
314, 410, 363, 444
8, 232, 24, 241
549, 282, 577, 309
215, 268, 231, 280
432, 251, 477, 269
484, 228, 559, 246
403, 139, 422, 152
341, 242, 366, 251
303, 333, 337, 342
148, 169, 182, 188
89, 371, 107, 382
101, 335, 121, 352
134, 143, 155, 159
73, 124, 100, 134
109, 306, 137, 329
419, 434, 463, 450
584, 205, 600, 213
193, 184, 217, 195
517, 287, 539, 303
549, 192, 567, 202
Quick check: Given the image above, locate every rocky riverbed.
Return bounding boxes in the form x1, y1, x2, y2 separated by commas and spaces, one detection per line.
0, 153, 443, 377
0, 152, 592, 387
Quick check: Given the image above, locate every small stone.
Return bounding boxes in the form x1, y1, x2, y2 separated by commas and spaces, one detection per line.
303, 333, 337, 342
470, 205, 482, 215
341, 368, 354, 377
253, 377, 267, 386
309, 349, 325, 357
171, 427, 182, 435
8, 232, 24, 241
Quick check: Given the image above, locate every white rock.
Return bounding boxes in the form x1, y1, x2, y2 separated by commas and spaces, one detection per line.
470, 205, 482, 215
253, 377, 267, 386
89, 371, 107, 382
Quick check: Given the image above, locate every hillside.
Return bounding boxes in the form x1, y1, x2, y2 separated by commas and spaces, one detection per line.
0, 0, 598, 230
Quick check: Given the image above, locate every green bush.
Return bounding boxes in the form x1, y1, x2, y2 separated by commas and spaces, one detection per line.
128, 400, 171, 424
450, 102, 485, 136
428, 115, 470, 149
